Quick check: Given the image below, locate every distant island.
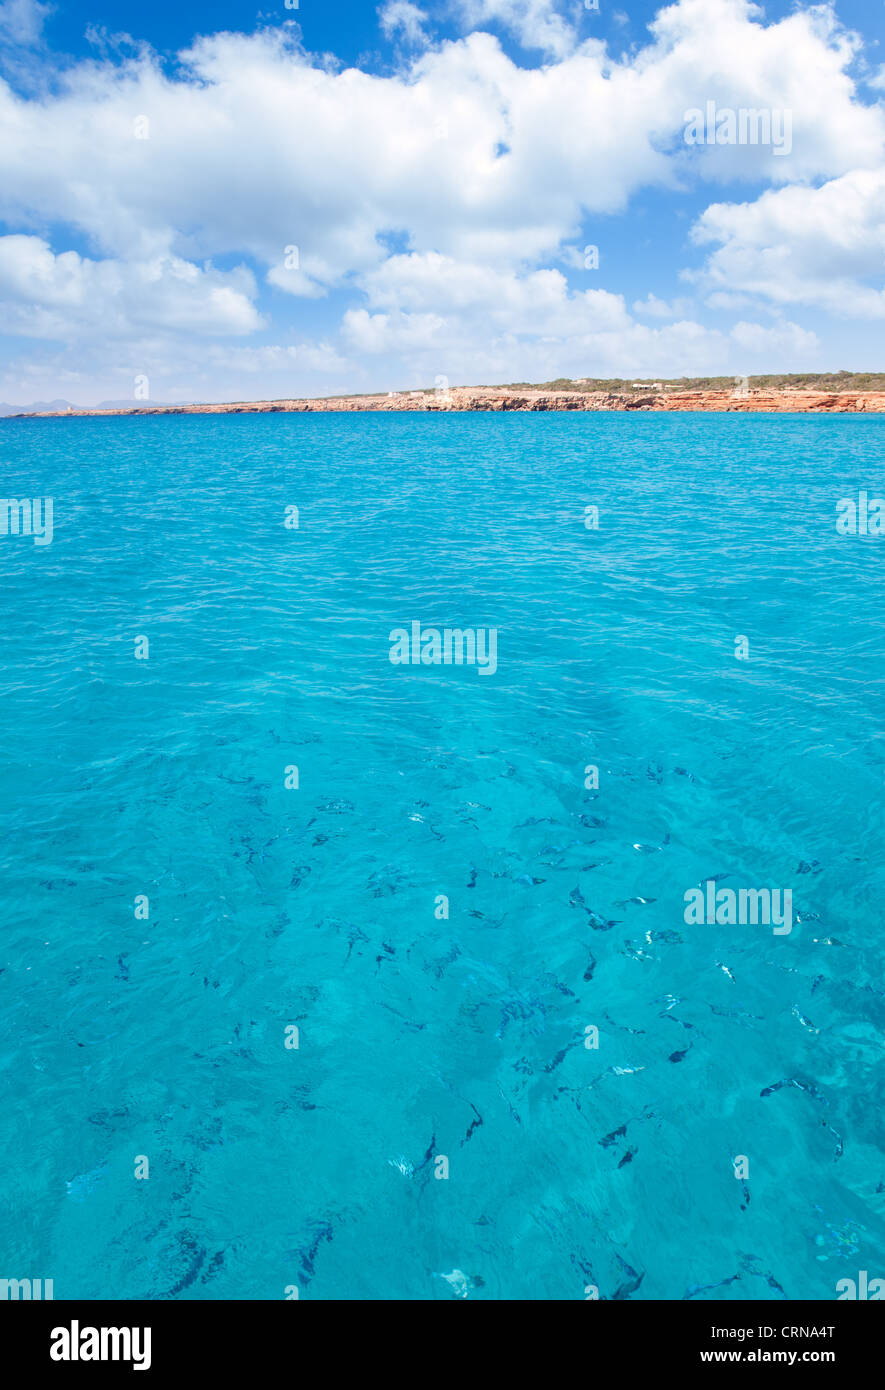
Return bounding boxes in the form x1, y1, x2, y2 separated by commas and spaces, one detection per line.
6, 372, 885, 418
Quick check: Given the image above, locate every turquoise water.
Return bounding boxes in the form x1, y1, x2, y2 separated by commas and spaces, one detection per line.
1, 410, 884, 1301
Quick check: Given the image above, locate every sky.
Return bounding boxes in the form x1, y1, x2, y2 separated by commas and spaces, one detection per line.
1, 0, 885, 404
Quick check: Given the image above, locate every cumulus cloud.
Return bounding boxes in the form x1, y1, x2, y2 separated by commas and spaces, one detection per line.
729, 319, 820, 357
455, 0, 580, 61
342, 251, 751, 381
632, 292, 694, 319
357, 252, 627, 331
652, 0, 882, 176
0, 0, 881, 395
690, 168, 885, 318
0, 235, 263, 337
0, 0, 50, 47
378, 0, 430, 48
0, 0, 879, 282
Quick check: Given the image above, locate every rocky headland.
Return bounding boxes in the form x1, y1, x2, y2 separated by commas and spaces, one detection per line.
7, 385, 885, 418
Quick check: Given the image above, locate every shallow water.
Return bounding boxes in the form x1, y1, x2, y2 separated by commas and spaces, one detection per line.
1, 410, 883, 1299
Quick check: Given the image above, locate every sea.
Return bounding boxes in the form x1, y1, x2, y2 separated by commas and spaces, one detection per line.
1, 409, 883, 1300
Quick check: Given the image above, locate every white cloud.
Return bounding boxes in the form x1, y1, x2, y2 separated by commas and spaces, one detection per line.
0, 0, 881, 396
0, 0, 50, 47
729, 319, 820, 357
652, 0, 882, 185
690, 168, 885, 317
204, 342, 347, 374
0, 235, 263, 337
266, 260, 328, 299
343, 251, 740, 381
0, 0, 878, 285
357, 252, 626, 330
633, 292, 694, 319
455, 0, 580, 61
335, 250, 826, 383
378, 1, 430, 48
0, 333, 350, 407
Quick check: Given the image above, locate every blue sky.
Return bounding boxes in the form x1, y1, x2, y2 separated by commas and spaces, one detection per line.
2, 0, 885, 403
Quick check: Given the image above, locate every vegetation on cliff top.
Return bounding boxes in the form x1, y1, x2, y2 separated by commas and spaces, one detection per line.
494, 371, 885, 393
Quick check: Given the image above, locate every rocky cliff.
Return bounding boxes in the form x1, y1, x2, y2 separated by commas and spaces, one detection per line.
8, 387, 885, 417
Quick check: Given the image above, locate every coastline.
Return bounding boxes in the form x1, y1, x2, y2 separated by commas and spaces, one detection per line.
6, 386, 885, 419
